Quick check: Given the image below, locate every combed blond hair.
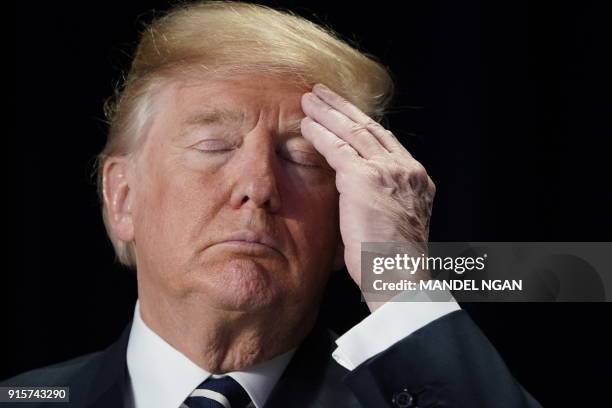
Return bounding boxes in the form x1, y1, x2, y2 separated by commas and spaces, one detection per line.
97, 0, 394, 267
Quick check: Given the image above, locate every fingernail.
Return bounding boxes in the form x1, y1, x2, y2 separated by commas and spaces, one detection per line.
314, 83, 330, 93
304, 92, 318, 102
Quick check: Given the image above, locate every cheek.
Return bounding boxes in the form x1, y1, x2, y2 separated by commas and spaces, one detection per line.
133, 155, 222, 251
284, 180, 340, 263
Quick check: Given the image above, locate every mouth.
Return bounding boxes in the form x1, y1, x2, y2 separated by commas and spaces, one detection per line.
214, 230, 283, 256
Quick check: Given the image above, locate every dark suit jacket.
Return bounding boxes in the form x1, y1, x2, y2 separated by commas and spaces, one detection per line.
2, 310, 541, 407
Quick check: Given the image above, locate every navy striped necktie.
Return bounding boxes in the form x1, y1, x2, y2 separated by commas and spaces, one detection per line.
182, 376, 252, 408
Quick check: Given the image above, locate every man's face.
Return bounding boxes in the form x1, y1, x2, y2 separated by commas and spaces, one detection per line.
129, 74, 341, 314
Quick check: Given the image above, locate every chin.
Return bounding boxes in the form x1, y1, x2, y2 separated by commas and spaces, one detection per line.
200, 257, 284, 311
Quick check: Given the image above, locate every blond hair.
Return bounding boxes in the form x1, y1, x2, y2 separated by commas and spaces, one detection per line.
97, 0, 394, 267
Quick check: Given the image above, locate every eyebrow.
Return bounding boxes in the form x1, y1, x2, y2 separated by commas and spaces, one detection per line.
182, 108, 305, 139
283, 118, 304, 137
183, 108, 245, 127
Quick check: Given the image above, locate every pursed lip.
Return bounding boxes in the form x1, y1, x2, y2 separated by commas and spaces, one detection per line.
216, 230, 283, 255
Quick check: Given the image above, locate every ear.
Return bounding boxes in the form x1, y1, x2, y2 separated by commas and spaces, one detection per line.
332, 239, 345, 271
102, 157, 135, 242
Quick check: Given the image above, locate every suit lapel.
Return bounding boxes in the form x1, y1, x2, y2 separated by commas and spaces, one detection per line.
264, 322, 360, 408
84, 322, 132, 408
78, 319, 360, 408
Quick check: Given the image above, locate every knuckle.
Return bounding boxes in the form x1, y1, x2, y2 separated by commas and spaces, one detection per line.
333, 138, 348, 149
407, 163, 430, 190
365, 119, 384, 132
411, 161, 427, 175
349, 122, 370, 137
409, 171, 424, 185
333, 138, 354, 154
387, 163, 405, 180
428, 177, 437, 194
340, 97, 352, 109
364, 163, 386, 184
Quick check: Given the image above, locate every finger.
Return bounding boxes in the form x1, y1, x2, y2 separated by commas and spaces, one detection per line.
300, 116, 360, 172
301, 92, 386, 159
312, 83, 405, 153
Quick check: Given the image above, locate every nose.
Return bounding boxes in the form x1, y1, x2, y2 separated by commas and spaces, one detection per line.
229, 136, 281, 213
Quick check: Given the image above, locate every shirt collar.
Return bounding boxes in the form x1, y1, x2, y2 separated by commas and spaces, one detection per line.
126, 301, 295, 408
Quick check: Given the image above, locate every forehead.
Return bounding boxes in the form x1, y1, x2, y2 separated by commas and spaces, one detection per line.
142, 74, 310, 151
171, 74, 306, 118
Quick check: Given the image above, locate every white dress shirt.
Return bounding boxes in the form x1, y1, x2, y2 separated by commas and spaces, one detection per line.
126, 294, 459, 408
126, 302, 295, 408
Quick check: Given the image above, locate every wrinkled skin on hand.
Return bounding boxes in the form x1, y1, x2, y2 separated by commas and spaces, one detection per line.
301, 84, 436, 310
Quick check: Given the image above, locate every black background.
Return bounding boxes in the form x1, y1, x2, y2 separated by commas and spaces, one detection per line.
11, 0, 612, 405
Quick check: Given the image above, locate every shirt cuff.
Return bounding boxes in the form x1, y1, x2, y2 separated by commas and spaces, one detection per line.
331, 290, 460, 370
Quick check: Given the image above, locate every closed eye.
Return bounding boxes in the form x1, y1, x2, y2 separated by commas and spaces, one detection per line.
189, 139, 235, 152
280, 149, 324, 168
